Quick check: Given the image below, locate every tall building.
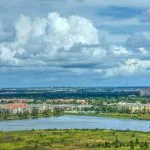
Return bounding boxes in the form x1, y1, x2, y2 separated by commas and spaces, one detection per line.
140, 88, 150, 96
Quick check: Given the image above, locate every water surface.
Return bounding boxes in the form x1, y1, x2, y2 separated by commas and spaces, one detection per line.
0, 115, 150, 132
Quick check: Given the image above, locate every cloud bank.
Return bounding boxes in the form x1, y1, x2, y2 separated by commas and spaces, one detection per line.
0, 12, 150, 79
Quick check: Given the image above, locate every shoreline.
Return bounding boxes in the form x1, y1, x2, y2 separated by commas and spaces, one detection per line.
64, 112, 150, 121
1, 112, 150, 121
0, 114, 150, 132
0, 113, 62, 121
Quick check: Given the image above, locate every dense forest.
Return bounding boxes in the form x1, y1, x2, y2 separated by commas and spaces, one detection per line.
0, 87, 140, 99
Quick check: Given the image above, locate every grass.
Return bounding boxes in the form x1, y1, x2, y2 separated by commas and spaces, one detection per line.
0, 129, 150, 149
95, 113, 150, 120
65, 111, 150, 120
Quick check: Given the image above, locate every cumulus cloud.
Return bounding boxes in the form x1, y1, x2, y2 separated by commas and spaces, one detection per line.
109, 45, 129, 56
94, 59, 150, 78
138, 47, 149, 55
125, 32, 150, 59
0, 12, 99, 65
0, 12, 149, 79
15, 15, 32, 44
81, 47, 107, 60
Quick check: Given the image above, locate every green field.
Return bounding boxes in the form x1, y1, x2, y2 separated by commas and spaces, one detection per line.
65, 111, 150, 121
97, 113, 150, 120
0, 129, 150, 150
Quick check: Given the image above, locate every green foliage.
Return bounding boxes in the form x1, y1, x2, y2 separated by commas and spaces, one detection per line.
0, 129, 149, 150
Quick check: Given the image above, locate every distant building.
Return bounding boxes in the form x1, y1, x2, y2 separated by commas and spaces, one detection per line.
0, 99, 34, 104
0, 103, 31, 114
140, 88, 150, 96
47, 99, 88, 105
117, 102, 150, 113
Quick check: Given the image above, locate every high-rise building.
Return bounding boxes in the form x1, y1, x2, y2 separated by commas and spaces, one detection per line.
140, 88, 150, 96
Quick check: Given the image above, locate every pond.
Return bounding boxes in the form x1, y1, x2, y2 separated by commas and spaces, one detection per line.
0, 115, 150, 132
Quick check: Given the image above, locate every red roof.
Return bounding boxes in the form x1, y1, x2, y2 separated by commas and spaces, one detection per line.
6, 103, 29, 109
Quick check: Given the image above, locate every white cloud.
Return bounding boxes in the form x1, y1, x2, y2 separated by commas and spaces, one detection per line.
138, 47, 149, 55
15, 15, 32, 45
32, 18, 47, 37
0, 12, 99, 65
45, 12, 99, 51
0, 12, 149, 79
109, 45, 129, 56
81, 47, 107, 60
98, 59, 150, 78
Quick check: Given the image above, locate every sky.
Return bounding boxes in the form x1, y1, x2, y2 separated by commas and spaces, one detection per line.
0, 0, 150, 87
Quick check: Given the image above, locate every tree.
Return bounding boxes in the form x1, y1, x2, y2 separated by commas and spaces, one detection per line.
140, 141, 149, 150
129, 140, 135, 150
135, 138, 139, 145
131, 132, 135, 137
31, 108, 39, 117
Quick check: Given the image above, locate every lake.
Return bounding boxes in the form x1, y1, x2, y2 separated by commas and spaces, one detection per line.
0, 115, 150, 132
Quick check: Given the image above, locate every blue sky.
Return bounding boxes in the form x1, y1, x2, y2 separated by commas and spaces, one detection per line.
0, 0, 150, 87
